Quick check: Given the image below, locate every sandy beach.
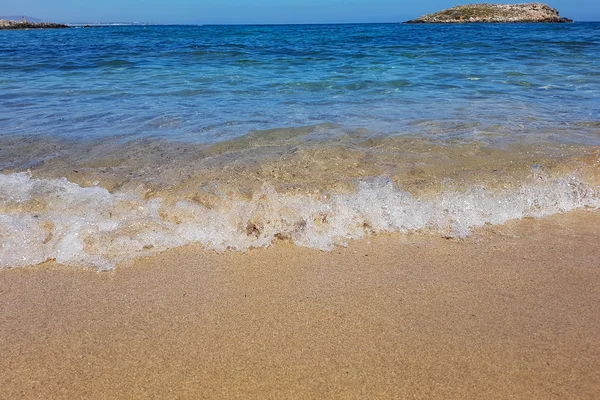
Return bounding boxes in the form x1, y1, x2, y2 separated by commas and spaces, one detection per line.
1, 210, 598, 399
3, 12, 600, 400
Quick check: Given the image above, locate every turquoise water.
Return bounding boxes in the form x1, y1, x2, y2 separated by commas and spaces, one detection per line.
1, 23, 599, 269
1, 23, 599, 144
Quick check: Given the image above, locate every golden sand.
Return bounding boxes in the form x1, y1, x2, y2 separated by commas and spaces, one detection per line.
1, 211, 599, 399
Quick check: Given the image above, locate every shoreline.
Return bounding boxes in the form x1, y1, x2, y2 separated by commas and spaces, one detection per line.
1, 210, 599, 398
2, 133, 598, 270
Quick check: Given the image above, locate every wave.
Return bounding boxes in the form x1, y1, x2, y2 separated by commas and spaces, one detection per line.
1, 170, 597, 270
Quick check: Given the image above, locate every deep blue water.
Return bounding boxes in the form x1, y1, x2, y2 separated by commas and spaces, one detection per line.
1, 23, 599, 144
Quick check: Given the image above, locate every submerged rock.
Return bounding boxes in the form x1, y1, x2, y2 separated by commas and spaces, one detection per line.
406, 3, 573, 23
0, 19, 69, 30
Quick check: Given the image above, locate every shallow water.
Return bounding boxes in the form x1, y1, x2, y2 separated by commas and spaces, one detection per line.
1, 23, 599, 143
1, 23, 599, 269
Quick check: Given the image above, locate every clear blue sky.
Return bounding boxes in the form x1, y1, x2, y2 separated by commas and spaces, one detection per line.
4, 0, 598, 24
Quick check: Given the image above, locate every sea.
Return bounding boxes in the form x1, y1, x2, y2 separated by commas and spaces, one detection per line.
1, 23, 599, 270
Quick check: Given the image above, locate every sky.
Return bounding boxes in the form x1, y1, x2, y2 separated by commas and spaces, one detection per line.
2, 0, 598, 24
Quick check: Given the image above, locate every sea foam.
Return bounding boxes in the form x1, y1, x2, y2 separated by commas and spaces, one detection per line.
0, 171, 598, 270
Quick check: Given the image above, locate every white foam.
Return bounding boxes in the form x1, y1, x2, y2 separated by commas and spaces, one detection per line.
0, 171, 598, 270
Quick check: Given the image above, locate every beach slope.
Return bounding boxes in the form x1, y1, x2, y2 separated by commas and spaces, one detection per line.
1, 210, 599, 399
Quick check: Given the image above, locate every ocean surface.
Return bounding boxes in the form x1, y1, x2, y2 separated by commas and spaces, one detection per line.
1, 23, 599, 269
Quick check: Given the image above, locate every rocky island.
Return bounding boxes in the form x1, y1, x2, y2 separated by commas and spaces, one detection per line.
406, 3, 573, 23
0, 19, 69, 30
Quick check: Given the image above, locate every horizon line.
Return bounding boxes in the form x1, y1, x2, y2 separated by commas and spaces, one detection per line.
63, 20, 598, 26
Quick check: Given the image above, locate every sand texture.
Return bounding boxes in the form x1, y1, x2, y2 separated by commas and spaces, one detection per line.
1, 211, 599, 399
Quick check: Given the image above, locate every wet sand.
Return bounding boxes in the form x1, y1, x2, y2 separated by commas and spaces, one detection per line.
1, 210, 599, 399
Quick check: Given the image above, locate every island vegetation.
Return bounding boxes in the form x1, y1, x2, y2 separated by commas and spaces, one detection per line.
406, 3, 573, 23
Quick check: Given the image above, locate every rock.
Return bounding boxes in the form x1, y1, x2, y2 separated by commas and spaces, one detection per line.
0, 19, 69, 30
405, 3, 573, 23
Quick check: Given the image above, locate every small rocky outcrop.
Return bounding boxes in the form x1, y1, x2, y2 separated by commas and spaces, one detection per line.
406, 3, 573, 23
0, 19, 69, 30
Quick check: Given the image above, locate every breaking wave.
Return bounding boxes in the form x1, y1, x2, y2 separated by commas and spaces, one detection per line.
1, 170, 598, 270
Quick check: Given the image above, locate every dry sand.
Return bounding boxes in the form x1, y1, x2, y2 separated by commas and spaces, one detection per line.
1, 210, 599, 399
